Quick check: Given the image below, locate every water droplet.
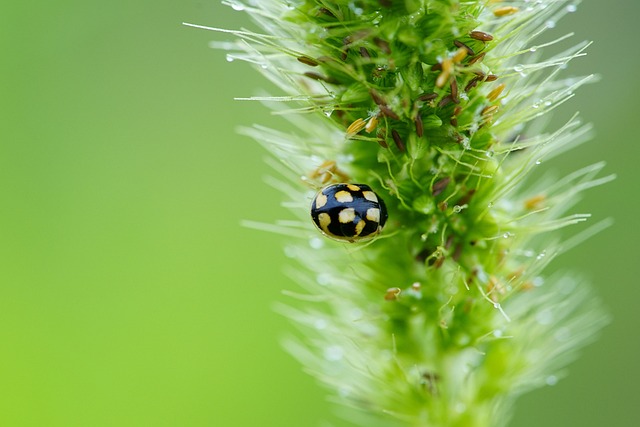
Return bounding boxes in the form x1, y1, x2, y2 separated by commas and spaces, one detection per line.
545, 100, 552, 106
314, 318, 328, 330
566, 4, 577, 12
487, 202, 494, 208
535, 160, 542, 165
546, 20, 556, 29
317, 273, 332, 286
324, 345, 343, 361
532, 103, 540, 109
309, 237, 324, 249
493, 329, 503, 338
555, 327, 570, 342
529, 46, 538, 52
536, 308, 553, 325
546, 375, 558, 386
485, 150, 494, 158
230, 3, 244, 11
536, 251, 545, 259
260, 63, 268, 69
225, 54, 234, 62
513, 64, 524, 72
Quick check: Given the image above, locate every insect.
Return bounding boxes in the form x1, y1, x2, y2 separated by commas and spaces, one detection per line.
311, 183, 388, 242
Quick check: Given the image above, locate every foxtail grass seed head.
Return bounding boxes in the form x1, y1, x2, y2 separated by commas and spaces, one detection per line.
190, 1, 612, 425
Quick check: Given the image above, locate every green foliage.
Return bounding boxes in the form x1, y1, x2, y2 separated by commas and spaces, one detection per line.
202, 1, 611, 425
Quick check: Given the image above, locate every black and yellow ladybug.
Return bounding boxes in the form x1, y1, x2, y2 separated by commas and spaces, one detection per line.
311, 183, 388, 242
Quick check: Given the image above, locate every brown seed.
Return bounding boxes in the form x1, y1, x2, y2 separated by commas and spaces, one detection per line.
432, 177, 450, 196
431, 63, 443, 72
369, 89, 387, 106
467, 52, 486, 65
450, 116, 458, 127
415, 114, 424, 137
457, 189, 476, 206
373, 37, 391, 54
452, 244, 463, 262
318, 8, 336, 18
438, 95, 454, 108
465, 76, 481, 92
380, 105, 400, 120
303, 72, 338, 84
391, 129, 405, 151
450, 78, 459, 102
470, 30, 494, 42
297, 56, 319, 67
485, 74, 498, 82
417, 92, 438, 102
359, 47, 370, 59
454, 40, 475, 56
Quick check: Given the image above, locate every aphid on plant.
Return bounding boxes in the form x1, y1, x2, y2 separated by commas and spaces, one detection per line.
308, 160, 349, 185
384, 287, 402, 301
311, 183, 388, 242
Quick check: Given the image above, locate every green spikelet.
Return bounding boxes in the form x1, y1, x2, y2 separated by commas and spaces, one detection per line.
189, 1, 612, 425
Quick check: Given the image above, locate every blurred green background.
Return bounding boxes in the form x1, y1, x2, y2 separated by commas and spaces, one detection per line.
1, 1, 638, 426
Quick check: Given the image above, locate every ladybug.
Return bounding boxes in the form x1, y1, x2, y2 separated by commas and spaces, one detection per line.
311, 183, 388, 242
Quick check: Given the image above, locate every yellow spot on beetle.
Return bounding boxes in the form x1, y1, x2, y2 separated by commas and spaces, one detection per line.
355, 220, 366, 235
318, 213, 331, 233
339, 208, 356, 224
362, 191, 378, 202
366, 208, 380, 222
347, 184, 360, 192
315, 193, 328, 209
335, 190, 354, 203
